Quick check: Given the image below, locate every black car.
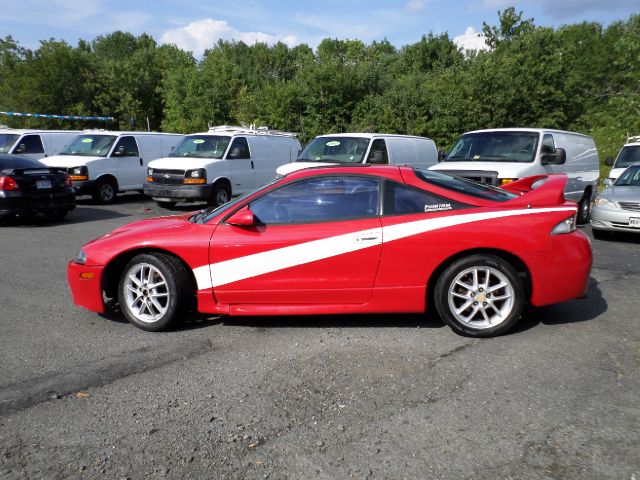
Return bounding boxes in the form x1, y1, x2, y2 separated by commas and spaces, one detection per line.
0, 154, 76, 222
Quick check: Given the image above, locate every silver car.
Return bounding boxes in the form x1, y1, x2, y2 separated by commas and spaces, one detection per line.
590, 163, 640, 239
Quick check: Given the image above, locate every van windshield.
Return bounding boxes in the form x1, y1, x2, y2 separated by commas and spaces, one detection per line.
447, 131, 539, 163
298, 136, 370, 163
0, 134, 19, 153
615, 145, 640, 169
169, 135, 231, 159
61, 135, 116, 157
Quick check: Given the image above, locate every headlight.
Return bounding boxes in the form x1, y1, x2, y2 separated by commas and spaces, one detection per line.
551, 214, 577, 235
75, 249, 87, 265
68, 166, 88, 181
594, 196, 617, 208
184, 169, 207, 184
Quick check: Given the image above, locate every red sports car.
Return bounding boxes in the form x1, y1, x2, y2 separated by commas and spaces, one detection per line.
68, 165, 591, 337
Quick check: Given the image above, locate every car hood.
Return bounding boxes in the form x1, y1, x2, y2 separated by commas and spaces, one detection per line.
148, 157, 222, 170
41, 154, 104, 168
430, 160, 538, 178
600, 185, 640, 202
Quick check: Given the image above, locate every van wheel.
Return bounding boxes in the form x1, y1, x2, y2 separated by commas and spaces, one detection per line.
434, 255, 525, 337
577, 197, 591, 225
93, 177, 118, 204
208, 182, 231, 207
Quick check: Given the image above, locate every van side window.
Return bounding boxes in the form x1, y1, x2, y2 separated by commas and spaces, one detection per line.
227, 137, 251, 159
541, 134, 556, 155
368, 139, 388, 164
113, 136, 139, 157
16, 135, 44, 154
383, 180, 467, 215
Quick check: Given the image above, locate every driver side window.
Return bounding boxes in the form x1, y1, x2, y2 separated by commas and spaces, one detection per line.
113, 136, 139, 157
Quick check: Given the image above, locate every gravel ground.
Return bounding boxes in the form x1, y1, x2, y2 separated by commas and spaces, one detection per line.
0, 194, 639, 479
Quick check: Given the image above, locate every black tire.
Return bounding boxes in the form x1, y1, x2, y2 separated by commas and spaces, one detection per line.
577, 196, 591, 225
117, 253, 193, 332
592, 228, 611, 240
155, 200, 177, 209
207, 182, 231, 207
434, 254, 525, 337
92, 177, 118, 204
44, 210, 68, 222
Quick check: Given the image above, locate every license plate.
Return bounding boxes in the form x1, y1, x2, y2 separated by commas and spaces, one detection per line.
36, 180, 52, 189
630, 217, 640, 227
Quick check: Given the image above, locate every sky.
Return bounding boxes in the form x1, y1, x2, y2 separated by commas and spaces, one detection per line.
0, 0, 637, 57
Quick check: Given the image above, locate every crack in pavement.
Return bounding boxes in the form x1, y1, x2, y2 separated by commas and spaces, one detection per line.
0, 337, 213, 416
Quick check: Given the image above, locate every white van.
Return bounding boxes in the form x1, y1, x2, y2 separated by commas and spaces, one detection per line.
604, 135, 640, 184
145, 125, 301, 208
277, 133, 438, 175
41, 131, 183, 204
429, 128, 600, 224
0, 128, 80, 160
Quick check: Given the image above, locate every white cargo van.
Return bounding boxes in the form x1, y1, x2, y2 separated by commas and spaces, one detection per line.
277, 133, 438, 175
0, 128, 80, 160
145, 125, 301, 208
41, 131, 183, 204
430, 128, 600, 224
604, 135, 640, 184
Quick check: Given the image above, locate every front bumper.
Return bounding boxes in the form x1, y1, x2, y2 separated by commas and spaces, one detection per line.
0, 189, 76, 217
70, 179, 95, 196
67, 261, 106, 314
590, 206, 640, 233
144, 182, 213, 202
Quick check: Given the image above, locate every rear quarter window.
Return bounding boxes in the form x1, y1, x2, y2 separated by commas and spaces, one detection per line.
414, 169, 518, 202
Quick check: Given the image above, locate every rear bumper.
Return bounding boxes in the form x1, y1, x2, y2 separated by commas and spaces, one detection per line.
144, 182, 213, 202
67, 261, 105, 314
0, 189, 76, 217
529, 230, 592, 306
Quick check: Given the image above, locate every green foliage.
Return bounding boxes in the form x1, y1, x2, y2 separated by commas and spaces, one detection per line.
0, 9, 639, 170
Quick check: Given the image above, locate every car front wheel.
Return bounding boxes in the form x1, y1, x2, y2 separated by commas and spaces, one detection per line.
118, 253, 193, 331
434, 255, 525, 337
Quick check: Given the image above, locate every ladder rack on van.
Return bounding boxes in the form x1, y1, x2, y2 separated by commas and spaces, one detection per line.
625, 134, 640, 144
207, 125, 298, 138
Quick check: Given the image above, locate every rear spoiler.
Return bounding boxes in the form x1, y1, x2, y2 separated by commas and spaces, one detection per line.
501, 174, 568, 207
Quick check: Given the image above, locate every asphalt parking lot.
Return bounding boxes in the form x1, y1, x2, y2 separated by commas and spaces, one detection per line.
0, 194, 639, 479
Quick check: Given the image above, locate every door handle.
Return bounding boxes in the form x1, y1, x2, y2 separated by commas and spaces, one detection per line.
251, 160, 254, 169
140, 158, 143, 166
353, 230, 382, 243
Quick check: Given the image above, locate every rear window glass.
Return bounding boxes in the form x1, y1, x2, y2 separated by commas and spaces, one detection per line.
414, 169, 518, 202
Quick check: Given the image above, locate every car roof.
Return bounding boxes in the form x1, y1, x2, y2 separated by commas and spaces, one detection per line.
284, 163, 405, 180
314, 132, 433, 141
463, 127, 592, 138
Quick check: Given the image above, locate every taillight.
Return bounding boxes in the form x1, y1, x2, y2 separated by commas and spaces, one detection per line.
0, 176, 20, 191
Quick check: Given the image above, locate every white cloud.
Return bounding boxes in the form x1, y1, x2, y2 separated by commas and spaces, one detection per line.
454, 26, 489, 51
160, 19, 298, 57
406, 0, 429, 12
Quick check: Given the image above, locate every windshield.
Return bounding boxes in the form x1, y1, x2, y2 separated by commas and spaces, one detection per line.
0, 134, 19, 153
447, 131, 539, 163
194, 175, 284, 224
614, 165, 640, 186
61, 135, 116, 157
414, 168, 518, 202
170, 135, 231, 159
298, 136, 370, 164
615, 145, 640, 169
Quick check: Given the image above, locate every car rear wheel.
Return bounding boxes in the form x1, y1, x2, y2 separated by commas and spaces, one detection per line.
208, 182, 230, 207
434, 255, 524, 337
577, 197, 591, 225
93, 177, 118, 204
118, 253, 193, 331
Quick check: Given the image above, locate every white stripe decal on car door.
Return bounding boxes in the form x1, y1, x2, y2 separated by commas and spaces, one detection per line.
192, 207, 576, 291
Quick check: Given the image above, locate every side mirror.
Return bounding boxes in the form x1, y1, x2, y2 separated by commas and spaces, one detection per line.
438, 150, 447, 162
604, 157, 613, 166
369, 150, 385, 164
228, 147, 245, 159
113, 146, 125, 157
554, 148, 566, 165
226, 207, 255, 226
14, 143, 26, 154
603, 178, 613, 187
